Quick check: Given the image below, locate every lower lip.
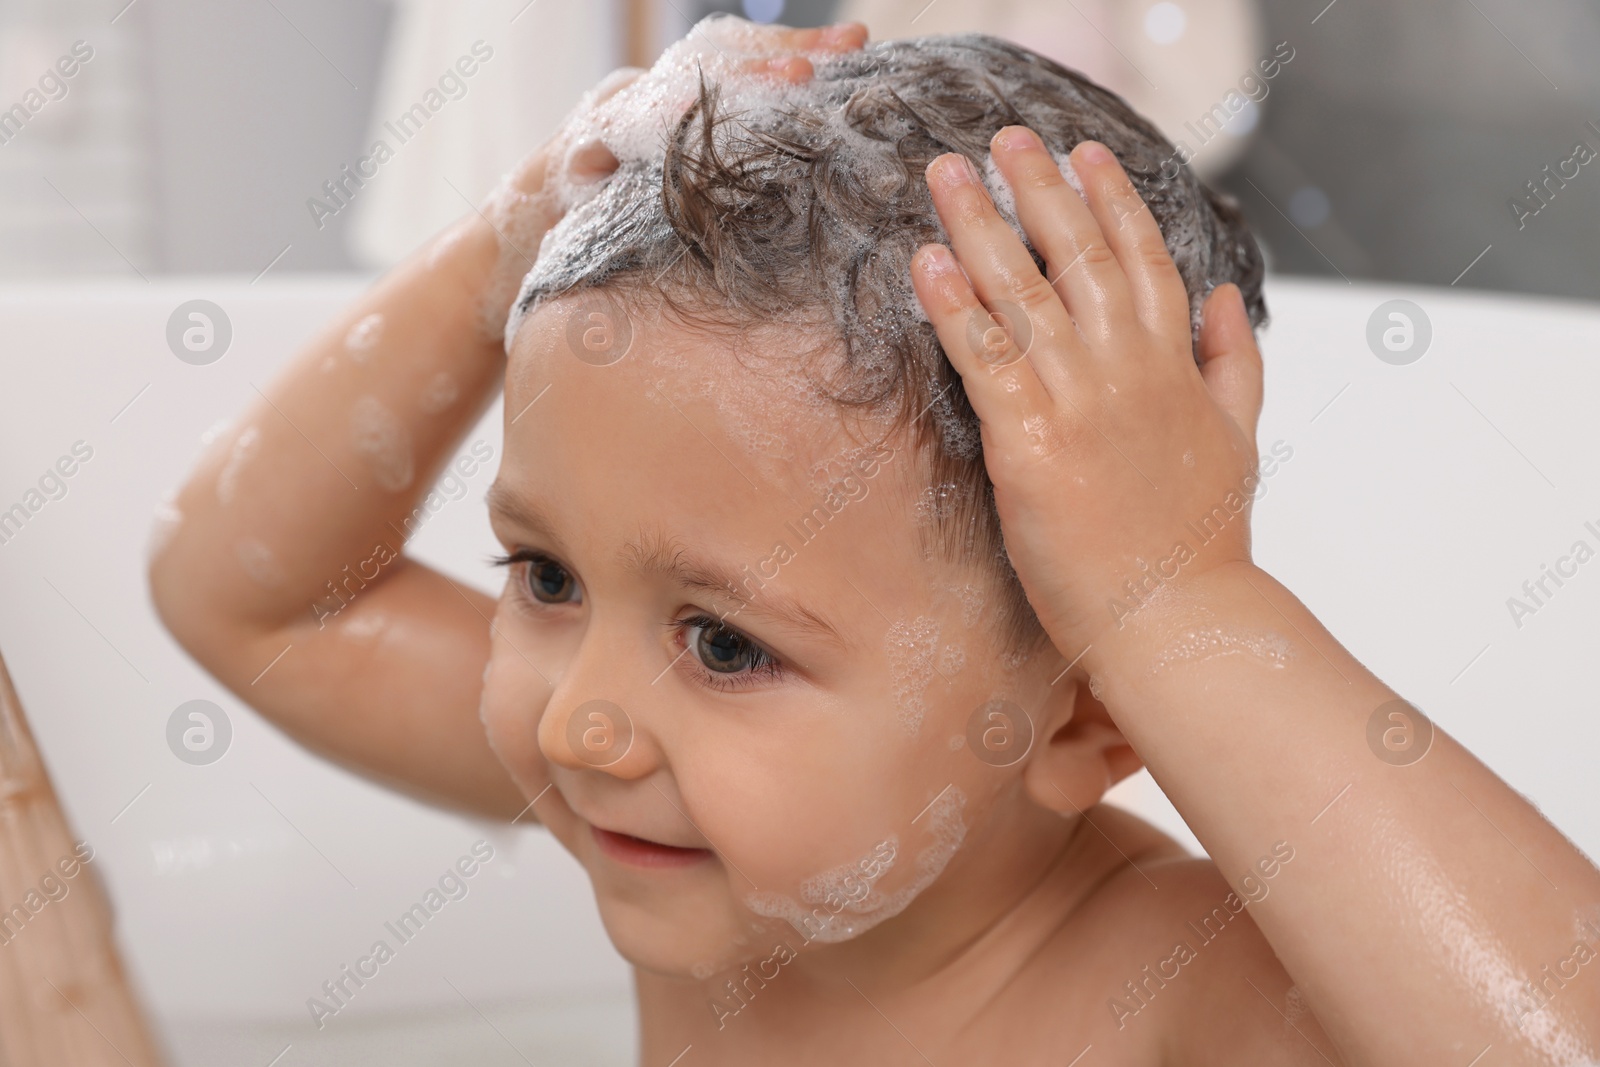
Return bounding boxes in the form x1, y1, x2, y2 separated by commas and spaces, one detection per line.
591, 825, 714, 869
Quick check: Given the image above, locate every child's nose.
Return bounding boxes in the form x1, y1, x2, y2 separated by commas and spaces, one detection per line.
535, 646, 660, 778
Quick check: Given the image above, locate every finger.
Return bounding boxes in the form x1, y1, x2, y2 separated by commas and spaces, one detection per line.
988, 128, 1139, 356
738, 55, 814, 83
593, 66, 646, 104
567, 139, 620, 183
1067, 139, 1191, 349
1196, 284, 1263, 436
755, 22, 868, 52
910, 242, 1053, 423
925, 152, 1084, 373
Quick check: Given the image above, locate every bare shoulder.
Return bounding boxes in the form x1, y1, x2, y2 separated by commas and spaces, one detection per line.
1014, 806, 1340, 1065
1099, 838, 1344, 1066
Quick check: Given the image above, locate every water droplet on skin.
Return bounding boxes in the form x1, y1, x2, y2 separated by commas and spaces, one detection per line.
216, 425, 261, 507
1148, 627, 1294, 673
147, 497, 182, 562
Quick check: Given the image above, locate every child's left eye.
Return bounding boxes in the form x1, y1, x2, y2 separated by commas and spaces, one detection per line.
679, 613, 782, 691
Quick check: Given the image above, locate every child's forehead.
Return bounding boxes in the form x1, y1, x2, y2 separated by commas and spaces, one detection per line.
508, 294, 907, 493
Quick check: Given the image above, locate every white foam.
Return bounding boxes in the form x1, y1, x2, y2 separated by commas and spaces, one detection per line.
502, 15, 852, 352
345, 313, 384, 360
350, 395, 415, 492
235, 539, 285, 587
418, 371, 461, 414
982, 150, 1084, 238
886, 615, 941, 736
744, 785, 966, 943
1148, 627, 1294, 672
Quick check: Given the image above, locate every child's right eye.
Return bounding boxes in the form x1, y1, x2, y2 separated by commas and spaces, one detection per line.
491, 550, 583, 606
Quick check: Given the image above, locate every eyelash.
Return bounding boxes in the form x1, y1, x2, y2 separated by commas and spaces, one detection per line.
488, 549, 782, 692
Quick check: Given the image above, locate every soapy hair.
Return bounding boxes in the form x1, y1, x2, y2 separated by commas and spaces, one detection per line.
511, 25, 1267, 655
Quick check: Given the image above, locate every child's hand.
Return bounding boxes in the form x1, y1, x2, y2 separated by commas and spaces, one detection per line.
909, 128, 1266, 659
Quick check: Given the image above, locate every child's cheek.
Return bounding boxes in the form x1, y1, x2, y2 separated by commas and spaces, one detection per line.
478, 647, 546, 790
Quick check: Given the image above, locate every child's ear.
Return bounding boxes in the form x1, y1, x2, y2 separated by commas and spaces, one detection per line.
1021, 676, 1143, 816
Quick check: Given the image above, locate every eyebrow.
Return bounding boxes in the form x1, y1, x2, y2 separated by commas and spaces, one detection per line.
486, 480, 847, 650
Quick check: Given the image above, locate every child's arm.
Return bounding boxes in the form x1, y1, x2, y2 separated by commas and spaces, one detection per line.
144, 66, 654, 818
912, 131, 1600, 1062
148, 212, 528, 817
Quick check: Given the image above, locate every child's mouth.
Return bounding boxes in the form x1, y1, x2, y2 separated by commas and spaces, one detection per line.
590, 824, 714, 869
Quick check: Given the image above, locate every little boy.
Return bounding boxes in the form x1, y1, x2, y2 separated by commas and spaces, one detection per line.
150, 17, 1600, 1065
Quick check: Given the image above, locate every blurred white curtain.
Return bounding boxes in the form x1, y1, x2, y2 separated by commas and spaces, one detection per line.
0, 0, 153, 275
347, 0, 616, 269
835, 0, 1266, 181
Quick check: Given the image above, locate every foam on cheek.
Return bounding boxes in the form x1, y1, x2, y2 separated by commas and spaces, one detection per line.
478, 659, 494, 722
743, 786, 968, 944
886, 615, 941, 736
215, 425, 260, 507
953, 582, 986, 627
349, 395, 415, 492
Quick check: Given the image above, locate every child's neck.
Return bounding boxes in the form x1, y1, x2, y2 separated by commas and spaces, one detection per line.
633, 805, 1112, 1062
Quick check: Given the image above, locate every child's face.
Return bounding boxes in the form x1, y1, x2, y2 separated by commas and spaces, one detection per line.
483, 293, 1067, 976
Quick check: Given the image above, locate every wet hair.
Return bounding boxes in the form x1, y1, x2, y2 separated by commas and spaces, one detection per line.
512, 28, 1267, 656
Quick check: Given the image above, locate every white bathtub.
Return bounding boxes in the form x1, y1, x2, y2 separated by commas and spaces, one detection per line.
1, 273, 1596, 1063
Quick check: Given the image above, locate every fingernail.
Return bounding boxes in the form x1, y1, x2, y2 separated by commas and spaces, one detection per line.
920, 244, 957, 274
933, 154, 974, 186
996, 126, 1041, 151
1078, 141, 1112, 165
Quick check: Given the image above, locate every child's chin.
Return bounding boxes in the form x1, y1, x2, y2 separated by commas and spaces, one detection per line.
593, 890, 791, 978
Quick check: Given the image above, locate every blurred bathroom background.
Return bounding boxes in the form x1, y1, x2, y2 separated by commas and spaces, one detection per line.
2, 0, 1597, 294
